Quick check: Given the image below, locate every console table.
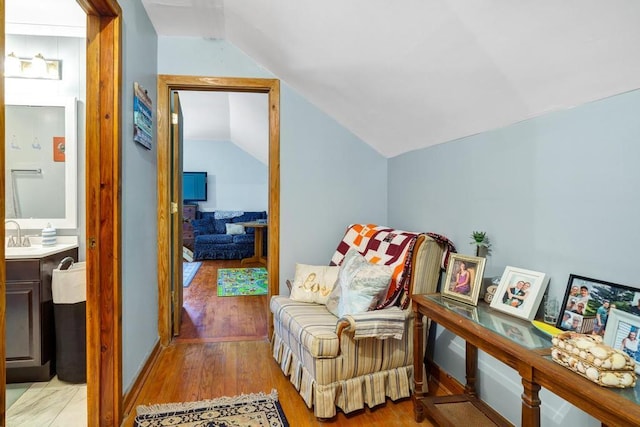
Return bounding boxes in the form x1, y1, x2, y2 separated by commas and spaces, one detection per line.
237, 222, 267, 266
412, 293, 640, 426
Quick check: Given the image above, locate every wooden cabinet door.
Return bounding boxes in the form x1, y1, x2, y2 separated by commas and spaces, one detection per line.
6, 281, 41, 367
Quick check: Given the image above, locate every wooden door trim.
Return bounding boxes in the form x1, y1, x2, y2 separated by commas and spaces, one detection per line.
156, 75, 280, 346
0, 1, 121, 425
82, 1, 123, 426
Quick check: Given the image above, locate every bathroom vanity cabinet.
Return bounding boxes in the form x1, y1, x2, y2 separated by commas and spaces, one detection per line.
5, 247, 79, 382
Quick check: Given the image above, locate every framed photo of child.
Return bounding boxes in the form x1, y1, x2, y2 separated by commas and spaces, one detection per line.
489, 266, 549, 321
441, 254, 486, 306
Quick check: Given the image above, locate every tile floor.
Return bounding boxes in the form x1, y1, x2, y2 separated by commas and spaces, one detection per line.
6, 377, 87, 426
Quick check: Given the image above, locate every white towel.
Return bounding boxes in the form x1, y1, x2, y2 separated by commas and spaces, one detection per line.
214, 211, 244, 219
338, 307, 408, 340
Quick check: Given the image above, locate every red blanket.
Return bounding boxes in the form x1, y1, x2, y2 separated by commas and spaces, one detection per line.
330, 224, 421, 309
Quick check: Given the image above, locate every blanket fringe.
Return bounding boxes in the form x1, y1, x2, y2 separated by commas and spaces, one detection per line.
135, 389, 279, 416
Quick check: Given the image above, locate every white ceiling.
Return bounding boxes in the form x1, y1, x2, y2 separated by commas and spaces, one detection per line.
142, 0, 640, 158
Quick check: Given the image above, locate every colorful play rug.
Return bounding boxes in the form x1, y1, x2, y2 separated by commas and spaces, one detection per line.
134, 390, 289, 427
217, 267, 268, 296
182, 262, 202, 288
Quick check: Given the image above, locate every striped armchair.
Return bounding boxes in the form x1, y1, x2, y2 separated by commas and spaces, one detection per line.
270, 225, 446, 419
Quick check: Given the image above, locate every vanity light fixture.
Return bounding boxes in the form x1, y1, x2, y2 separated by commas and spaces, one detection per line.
4, 52, 62, 80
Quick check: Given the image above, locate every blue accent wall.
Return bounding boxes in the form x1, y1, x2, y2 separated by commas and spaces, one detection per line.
183, 140, 268, 211
389, 89, 640, 426
120, 0, 159, 393
158, 37, 388, 278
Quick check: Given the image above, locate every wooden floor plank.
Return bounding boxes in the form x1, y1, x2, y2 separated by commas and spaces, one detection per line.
122, 260, 444, 426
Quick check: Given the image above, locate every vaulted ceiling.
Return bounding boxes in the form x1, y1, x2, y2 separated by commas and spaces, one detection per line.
142, 0, 640, 158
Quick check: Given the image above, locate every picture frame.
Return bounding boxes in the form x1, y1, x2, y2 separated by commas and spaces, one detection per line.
489, 266, 549, 320
556, 274, 639, 335
441, 253, 485, 306
603, 308, 640, 374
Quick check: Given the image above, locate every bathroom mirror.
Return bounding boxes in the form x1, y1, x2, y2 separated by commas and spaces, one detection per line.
5, 96, 77, 229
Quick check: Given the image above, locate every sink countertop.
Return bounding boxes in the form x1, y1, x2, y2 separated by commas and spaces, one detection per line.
5, 236, 79, 260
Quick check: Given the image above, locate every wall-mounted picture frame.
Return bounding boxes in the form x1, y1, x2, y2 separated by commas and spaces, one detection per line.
556, 274, 639, 335
441, 253, 485, 306
603, 308, 640, 374
489, 266, 549, 321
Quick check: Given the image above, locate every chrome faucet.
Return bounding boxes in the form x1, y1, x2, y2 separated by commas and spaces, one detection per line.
5, 220, 23, 247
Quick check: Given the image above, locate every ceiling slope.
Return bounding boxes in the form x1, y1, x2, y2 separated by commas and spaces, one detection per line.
145, 0, 640, 158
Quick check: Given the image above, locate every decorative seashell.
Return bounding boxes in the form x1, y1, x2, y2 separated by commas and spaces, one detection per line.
601, 359, 612, 369
620, 373, 635, 387
572, 347, 580, 355
610, 353, 627, 370
589, 345, 608, 359
566, 344, 573, 352
576, 362, 585, 373
601, 373, 619, 386
593, 358, 602, 367
579, 350, 587, 359
586, 367, 599, 381
575, 339, 596, 349
552, 337, 559, 346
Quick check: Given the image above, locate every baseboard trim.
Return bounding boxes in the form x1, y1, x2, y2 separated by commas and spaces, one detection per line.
427, 359, 465, 395
122, 340, 163, 418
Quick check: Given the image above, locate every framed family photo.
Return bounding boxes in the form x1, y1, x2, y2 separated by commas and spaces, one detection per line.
489, 266, 549, 321
556, 274, 639, 335
441, 253, 486, 306
603, 308, 640, 374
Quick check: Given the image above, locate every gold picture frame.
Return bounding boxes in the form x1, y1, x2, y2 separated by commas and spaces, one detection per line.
441, 253, 486, 306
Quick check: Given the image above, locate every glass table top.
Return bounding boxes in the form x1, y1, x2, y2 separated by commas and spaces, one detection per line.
423, 293, 640, 405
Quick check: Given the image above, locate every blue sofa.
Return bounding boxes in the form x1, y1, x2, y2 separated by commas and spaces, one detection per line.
190, 211, 267, 260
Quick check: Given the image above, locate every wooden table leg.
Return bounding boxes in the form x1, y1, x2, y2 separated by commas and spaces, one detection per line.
240, 226, 267, 265
521, 377, 541, 427
465, 341, 478, 397
413, 309, 425, 422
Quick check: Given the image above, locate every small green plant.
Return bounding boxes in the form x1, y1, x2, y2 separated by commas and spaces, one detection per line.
470, 231, 491, 256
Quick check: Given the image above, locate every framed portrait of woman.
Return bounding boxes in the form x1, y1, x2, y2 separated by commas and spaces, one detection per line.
489, 266, 549, 320
441, 253, 485, 306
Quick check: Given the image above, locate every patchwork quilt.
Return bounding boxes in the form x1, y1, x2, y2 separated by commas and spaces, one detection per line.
330, 224, 421, 309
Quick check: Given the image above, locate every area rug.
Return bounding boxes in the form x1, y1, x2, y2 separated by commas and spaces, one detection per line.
183, 262, 202, 288
134, 390, 288, 427
217, 267, 268, 296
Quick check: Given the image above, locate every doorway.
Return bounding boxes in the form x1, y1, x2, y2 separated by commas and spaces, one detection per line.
156, 75, 280, 346
1, 0, 122, 425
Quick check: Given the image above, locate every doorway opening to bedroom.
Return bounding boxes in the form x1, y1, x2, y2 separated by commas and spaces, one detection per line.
156, 76, 280, 347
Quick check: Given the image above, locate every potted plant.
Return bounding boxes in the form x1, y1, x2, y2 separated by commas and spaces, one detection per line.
470, 231, 491, 257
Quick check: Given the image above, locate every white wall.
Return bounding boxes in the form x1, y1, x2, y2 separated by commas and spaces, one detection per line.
388, 89, 640, 426
120, 0, 159, 393
183, 140, 267, 211
158, 37, 388, 289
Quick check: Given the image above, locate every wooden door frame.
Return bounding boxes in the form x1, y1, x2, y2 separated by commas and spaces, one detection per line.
156, 76, 280, 346
1, 1, 122, 425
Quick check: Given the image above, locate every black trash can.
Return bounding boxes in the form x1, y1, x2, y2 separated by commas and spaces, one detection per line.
52, 257, 87, 383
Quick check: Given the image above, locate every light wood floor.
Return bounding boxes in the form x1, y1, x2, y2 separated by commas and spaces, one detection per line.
121, 260, 444, 426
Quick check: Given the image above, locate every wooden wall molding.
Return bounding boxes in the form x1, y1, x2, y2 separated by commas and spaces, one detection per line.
156, 75, 280, 346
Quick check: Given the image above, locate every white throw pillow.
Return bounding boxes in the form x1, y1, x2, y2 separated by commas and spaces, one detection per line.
290, 264, 339, 305
225, 223, 245, 235
328, 249, 393, 317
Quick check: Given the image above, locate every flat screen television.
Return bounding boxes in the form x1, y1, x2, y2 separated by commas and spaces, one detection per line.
183, 171, 207, 202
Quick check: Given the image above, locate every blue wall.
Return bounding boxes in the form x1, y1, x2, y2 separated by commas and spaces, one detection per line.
158, 37, 388, 282
120, 0, 159, 393
183, 140, 268, 211
389, 89, 640, 426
